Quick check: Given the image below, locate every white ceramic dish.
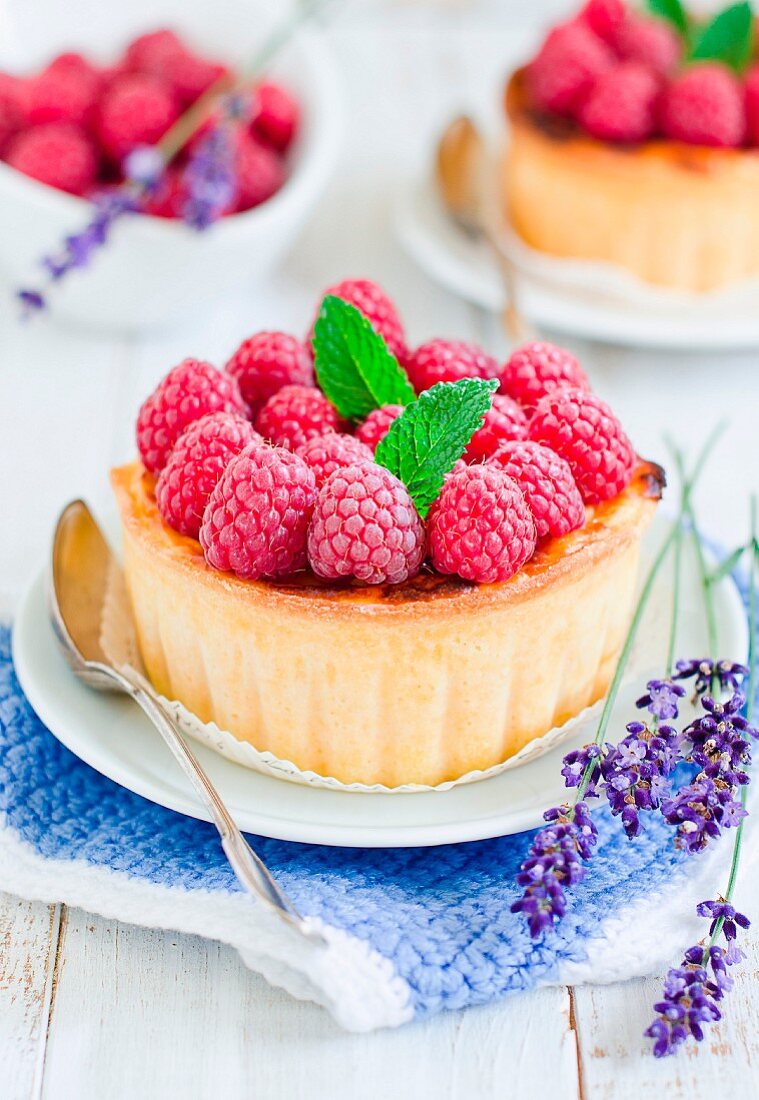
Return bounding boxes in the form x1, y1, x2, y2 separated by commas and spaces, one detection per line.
395, 174, 759, 352
12, 517, 748, 847
0, 0, 342, 331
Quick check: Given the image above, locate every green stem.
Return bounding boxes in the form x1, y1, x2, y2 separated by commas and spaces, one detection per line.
670, 445, 720, 667
704, 495, 756, 955
157, 0, 334, 163
572, 436, 717, 806
665, 507, 684, 678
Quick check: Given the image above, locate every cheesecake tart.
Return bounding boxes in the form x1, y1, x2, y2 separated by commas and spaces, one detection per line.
113, 279, 660, 788
112, 458, 661, 787
504, 68, 759, 293
502, 1, 759, 293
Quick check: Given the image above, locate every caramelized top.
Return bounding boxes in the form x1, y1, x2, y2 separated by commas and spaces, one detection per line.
112, 459, 663, 613
505, 67, 759, 173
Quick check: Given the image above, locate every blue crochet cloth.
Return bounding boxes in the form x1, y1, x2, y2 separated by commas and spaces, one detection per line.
0, 580, 753, 1025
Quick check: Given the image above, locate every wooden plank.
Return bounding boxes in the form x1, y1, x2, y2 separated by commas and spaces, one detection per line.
39, 905, 580, 1099
0, 893, 61, 1100
572, 927, 759, 1099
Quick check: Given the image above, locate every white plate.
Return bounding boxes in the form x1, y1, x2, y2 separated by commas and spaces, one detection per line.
11, 520, 748, 847
395, 175, 759, 351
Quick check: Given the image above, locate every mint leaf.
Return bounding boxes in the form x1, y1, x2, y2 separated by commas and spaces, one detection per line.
313, 295, 416, 420
689, 1, 754, 70
647, 0, 688, 34
375, 378, 498, 518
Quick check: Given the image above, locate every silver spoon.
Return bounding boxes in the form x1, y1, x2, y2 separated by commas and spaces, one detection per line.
49, 499, 324, 946
435, 115, 535, 345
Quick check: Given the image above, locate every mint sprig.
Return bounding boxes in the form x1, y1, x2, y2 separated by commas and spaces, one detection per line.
375, 378, 498, 519
689, 1, 754, 71
312, 295, 416, 421
647, 0, 689, 35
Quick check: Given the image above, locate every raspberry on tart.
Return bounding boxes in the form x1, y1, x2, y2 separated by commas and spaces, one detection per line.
355, 404, 405, 451
226, 332, 313, 417
529, 387, 635, 504
428, 464, 536, 583
464, 394, 529, 462
310, 279, 408, 364
308, 463, 426, 585
155, 411, 260, 538
487, 440, 585, 539
500, 342, 589, 410
407, 339, 500, 392
297, 433, 374, 487
254, 384, 342, 450
200, 443, 316, 579
136, 358, 246, 474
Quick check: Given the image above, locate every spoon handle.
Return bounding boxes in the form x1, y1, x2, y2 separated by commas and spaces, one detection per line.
128, 680, 325, 946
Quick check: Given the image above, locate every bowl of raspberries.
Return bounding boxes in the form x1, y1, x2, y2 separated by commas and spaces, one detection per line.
0, 2, 342, 329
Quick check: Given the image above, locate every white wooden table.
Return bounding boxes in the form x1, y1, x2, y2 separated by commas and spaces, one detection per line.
1, 8, 758, 1097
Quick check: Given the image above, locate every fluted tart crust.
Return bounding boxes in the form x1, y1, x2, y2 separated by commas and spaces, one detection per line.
111, 459, 662, 787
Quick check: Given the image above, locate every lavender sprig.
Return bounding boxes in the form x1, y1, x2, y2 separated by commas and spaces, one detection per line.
181, 124, 238, 229
646, 492, 757, 1058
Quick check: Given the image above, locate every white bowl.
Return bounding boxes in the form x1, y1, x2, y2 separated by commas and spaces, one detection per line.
0, 1, 343, 330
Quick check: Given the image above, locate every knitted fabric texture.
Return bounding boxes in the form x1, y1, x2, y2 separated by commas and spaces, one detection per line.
0, 576, 755, 1031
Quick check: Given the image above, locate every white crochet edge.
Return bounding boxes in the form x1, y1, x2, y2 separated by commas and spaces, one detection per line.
558, 814, 759, 990
0, 814, 412, 1033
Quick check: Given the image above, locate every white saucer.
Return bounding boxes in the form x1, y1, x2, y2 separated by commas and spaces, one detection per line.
11, 520, 748, 847
395, 175, 759, 351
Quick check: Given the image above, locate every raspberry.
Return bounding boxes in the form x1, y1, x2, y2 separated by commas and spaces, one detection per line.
528, 22, 615, 116
578, 62, 660, 143
96, 74, 178, 161
5, 123, 98, 195
156, 412, 259, 538
355, 404, 404, 450
251, 82, 299, 152
226, 332, 313, 416
661, 63, 745, 148
465, 394, 529, 462
136, 358, 246, 474
0, 74, 28, 149
745, 65, 759, 146
255, 384, 341, 450
125, 30, 186, 74
580, 0, 626, 43
235, 133, 285, 210
312, 279, 408, 364
27, 62, 99, 127
297, 433, 374, 487
162, 53, 227, 107
529, 387, 635, 504
142, 165, 185, 217
407, 339, 500, 393
307, 464, 425, 585
428, 465, 536, 584
201, 444, 316, 579
499, 342, 590, 410
487, 441, 585, 539
612, 16, 681, 76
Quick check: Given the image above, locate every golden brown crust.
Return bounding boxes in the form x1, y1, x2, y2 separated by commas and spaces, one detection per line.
111, 459, 662, 618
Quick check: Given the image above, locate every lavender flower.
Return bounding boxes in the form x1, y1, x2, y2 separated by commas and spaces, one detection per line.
662, 691, 757, 852
181, 124, 237, 229
674, 658, 749, 696
646, 899, 750, 1056
510, 802, 598, 937
599, 720, 680, 838
17, 187, 142, 312
636, 678, 686, 720
560, 744, 602, 797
